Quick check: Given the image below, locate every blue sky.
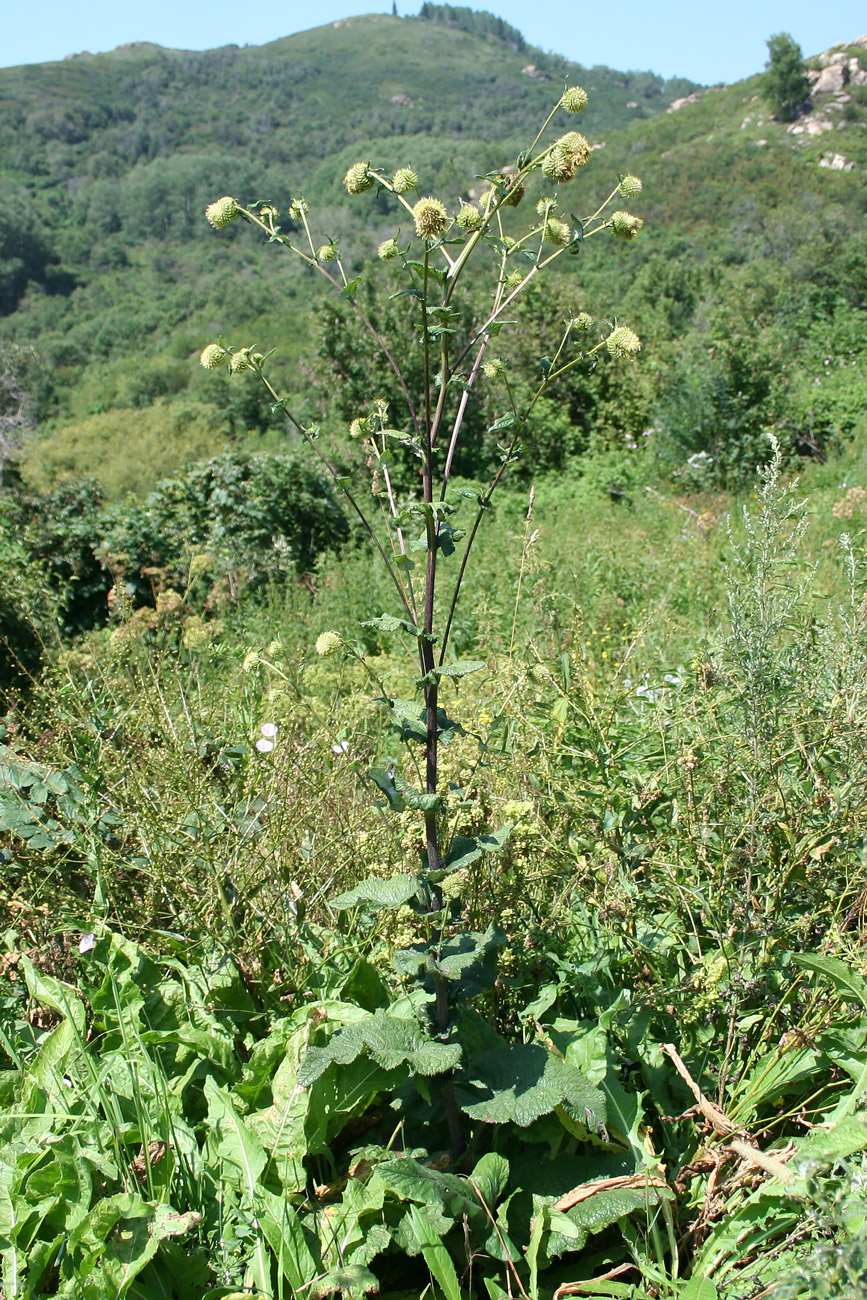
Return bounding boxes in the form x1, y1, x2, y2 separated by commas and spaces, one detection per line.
2, 1, 865, 84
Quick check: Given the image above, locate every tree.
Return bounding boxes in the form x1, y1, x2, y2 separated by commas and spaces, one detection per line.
763, 32, 810, 122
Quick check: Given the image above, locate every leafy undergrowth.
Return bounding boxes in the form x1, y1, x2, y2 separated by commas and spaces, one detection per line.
3, 454, 867, 1297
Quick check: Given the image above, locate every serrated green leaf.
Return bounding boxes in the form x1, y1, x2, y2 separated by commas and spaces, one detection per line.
437, 660, 486, 678
298, 1011, 462, 1086
311, 1264, 381, 1297
394, 925, 505, 996
331, 874, 419, 912
456, 1043, 605, 1128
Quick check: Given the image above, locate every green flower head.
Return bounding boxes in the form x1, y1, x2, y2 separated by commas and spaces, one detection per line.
200, 344, 228, 369
205, 196, 240, 229
456, 202, 483, 230
315, 630, 342, 657
344, 162, 373, 195
349, 417, 368, 438
317, 242, 339, 262
541, 132, 590, 183
606, 326, 641, 357
412, 196, 449, 241
392, 167, 418, 193
536, 196, 557, 215
289, 197, 309, 218
618, 174, 643, 198
503, 270, 524, 293
482, 357, 507, 379
544, 217, 572, 247
378, 237, 400, 260
574, 311, 594, 332
562, 85, 589, 114
610, 210, 644, 240
230, 348, 254, 373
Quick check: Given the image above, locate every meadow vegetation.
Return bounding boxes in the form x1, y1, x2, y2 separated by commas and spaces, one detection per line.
2, 10, 867, 1299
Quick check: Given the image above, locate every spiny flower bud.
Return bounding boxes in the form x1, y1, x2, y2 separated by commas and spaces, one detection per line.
289, 198, 309, 218
618, 174, 643, 198
560, 132, 591, 167
574, 311, 594, 332
205, 196, 240, 229
344, 162, 373, 195
541, 145, 575, 184
503, 270, 524, 293
317, 243, 338, 262
482, 357, 506, 379
392, 167, 418, 193
378, 237, 400, 260
349, 417, 367, 438
230, 348, 254, 373
536, 196, 557, 215
562, 85, 589, 114
544, 217, 573, 247
456, 202, 483, 230
315, 630, 342, 657
606, 326, 641, 357
541, 132, 591, 184
412, 197, 448, 241
200, 344, 228, 369
610, 210, 644, 240
501, 235, 517, 251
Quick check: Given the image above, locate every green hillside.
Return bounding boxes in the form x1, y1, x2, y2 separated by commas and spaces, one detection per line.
2, 10, 865, 500
4, 14, 867, 1298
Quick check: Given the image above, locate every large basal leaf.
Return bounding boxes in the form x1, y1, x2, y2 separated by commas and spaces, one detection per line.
455, 1043, 606, 1129
374, 1156, 485, 1225
331, 874, 419, 913
298, 1011, 462, 1087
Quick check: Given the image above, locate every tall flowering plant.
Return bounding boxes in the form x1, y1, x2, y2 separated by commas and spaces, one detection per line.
201, 87, 643, 1158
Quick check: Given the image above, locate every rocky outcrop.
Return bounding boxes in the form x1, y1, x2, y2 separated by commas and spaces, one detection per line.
818, 151, 854, 170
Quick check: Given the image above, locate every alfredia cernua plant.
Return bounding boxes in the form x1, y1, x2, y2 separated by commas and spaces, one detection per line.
200, 89, 644, 1155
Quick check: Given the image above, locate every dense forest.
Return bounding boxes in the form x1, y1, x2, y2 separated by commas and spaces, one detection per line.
2, 8, 867, 1299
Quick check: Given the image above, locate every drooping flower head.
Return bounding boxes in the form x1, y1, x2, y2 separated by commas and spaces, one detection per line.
544, 217, 573, 247
610, 210, 644, 241
412, 197, 449, 241
205, 196, 240, 229
200, 344, 228, 369
392, 167, 419, 193
378, 237, 400, 261
456, 202, 483, 230
482, 357, 507, 379
344, 162, 373, 195
541, 131, 591, 183
230, 348, 254, 373
561, 85, 589, 114
618, 174, 643, 198
606, 326, 641, 357
316, 630, 342, 657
